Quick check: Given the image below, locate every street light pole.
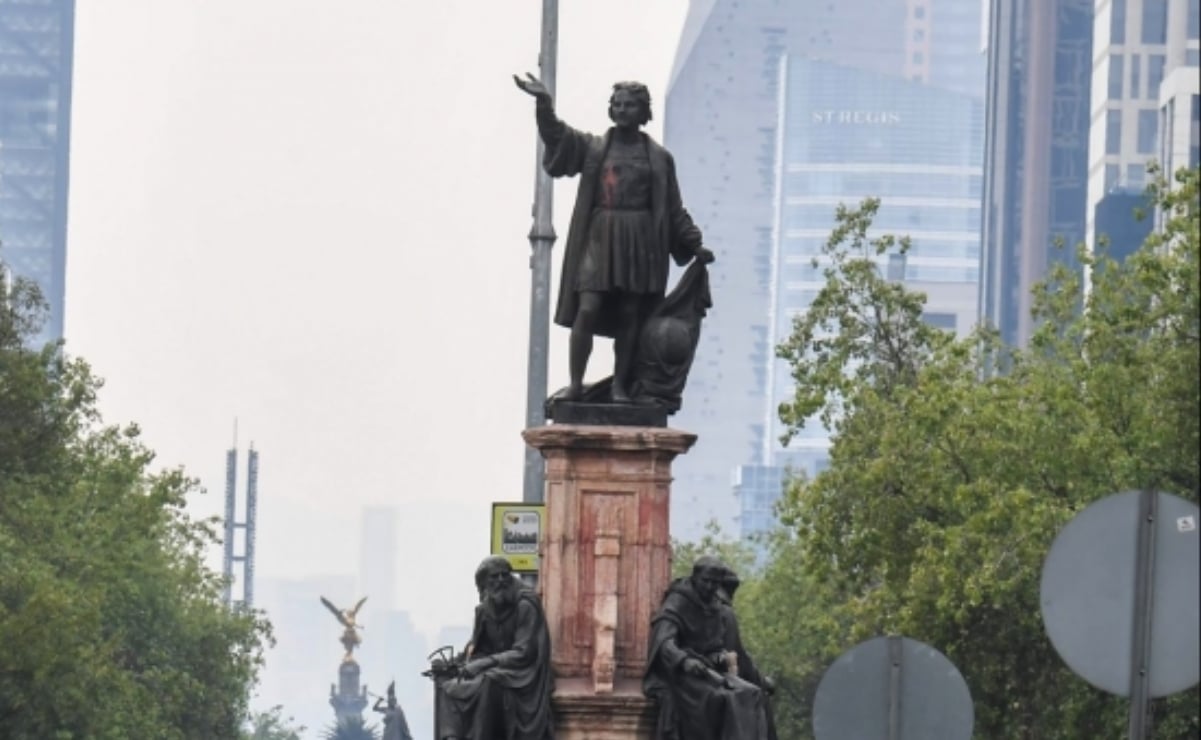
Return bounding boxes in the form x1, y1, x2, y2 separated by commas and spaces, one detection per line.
522, 0, 558, 506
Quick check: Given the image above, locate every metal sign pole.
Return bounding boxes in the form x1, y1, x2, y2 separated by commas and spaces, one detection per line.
522, 0, 558, 506
1127, 490, 1158, 740
887, 635, 902, 740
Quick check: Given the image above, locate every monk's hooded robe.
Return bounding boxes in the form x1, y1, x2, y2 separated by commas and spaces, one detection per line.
643, 578, 770, 740
439, 589, 554, 740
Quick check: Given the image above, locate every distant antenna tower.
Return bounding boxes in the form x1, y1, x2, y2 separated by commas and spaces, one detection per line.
222, 425, 259, 609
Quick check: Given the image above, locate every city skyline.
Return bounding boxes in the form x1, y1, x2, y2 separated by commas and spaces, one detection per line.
20, 0, 1197, 732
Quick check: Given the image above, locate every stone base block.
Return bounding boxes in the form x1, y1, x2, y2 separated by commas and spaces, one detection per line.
552, 679, 657, 740
549, 401, 668, 428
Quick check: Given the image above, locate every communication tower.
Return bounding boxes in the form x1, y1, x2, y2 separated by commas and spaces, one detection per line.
222, 436, 259, 609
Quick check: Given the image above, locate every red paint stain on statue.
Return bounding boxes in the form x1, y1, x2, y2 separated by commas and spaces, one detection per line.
600, 163, 619, 209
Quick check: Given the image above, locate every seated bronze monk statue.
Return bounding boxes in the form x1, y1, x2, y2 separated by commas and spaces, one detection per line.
644, 556, 770, 739
437, 556, 554, 740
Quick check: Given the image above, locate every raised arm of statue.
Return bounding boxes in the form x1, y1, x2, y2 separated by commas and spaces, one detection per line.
513, 72, 551, 104
513, 71, 601, 173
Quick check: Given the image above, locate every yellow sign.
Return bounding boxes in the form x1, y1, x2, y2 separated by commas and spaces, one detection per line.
491, 502, 545, 573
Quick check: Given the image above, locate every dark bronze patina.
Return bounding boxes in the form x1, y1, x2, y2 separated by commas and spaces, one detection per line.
515, 74, 714, 423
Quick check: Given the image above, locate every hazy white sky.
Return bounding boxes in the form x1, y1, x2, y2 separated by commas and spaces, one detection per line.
65, 1, 691, 640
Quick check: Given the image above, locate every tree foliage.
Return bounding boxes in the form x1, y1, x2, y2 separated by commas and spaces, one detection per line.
670, 520, 758, 579
243, 705, 306, 740
322, 715, 380, 740
731, 167, 1199, 738
0, 271, 273, 738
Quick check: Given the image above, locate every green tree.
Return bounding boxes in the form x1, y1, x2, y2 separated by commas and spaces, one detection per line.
0, 271, 273, 738
748, 168, 1199, 738
322, 715, 379, 740
244, 705, 305, 740
670, 519, 758, 579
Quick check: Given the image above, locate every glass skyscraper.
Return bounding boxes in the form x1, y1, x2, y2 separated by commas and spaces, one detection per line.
738, 57, 985, 541
664, 0, 985, 543
1086, 0, 1197, 263
0, 0, 75, 344
978, 0, 1094, 350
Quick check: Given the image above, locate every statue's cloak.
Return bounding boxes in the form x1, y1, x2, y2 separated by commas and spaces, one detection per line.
541, 113, 699, 338
441, 590, 554, 739
643, 578, 769, 740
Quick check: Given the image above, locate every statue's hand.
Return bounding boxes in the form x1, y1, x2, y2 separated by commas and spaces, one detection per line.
682, 657, 709, 678
762, 675, 776, 695
461, 657, 494, 678
513, 72, 552, 104
695, 247, 716, 265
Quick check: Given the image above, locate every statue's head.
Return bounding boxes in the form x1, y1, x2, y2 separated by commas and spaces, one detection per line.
690, 555, 725, 603
609, 81, 653, 128
475, 556, 520, 610
717, 563, 740, 601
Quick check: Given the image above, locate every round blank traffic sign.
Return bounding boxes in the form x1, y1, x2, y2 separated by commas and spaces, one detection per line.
1040, 490, 1200, 697
813, 636, 973, 740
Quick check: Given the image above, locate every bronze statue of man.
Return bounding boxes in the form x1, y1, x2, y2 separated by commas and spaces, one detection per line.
514, 73, 714, 403
373, 681, 414, 740
437, 556, 554, 740
644, 556, 770, 739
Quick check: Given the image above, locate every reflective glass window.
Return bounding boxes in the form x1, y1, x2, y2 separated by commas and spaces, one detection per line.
1107, 110, 1122, 154
1141, 0, 1167, 44
1110, 55, 1125, 99
1148, 55, 1166, 99
1137, 108, 1158, 154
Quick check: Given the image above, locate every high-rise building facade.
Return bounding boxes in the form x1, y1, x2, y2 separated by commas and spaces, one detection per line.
979, 0, 1094, 350
665, 0, 985, 542
1087, 0, 1171, 211
1157, 0, 1200, 183
358, 506, 397, 613
0, 0, 75, 343
1086, 0, 1197, 259
738, 57, 984, 542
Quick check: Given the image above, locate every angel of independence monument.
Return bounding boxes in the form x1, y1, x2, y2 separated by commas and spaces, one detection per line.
322, 596, 371, 725
513, 9, 715, 734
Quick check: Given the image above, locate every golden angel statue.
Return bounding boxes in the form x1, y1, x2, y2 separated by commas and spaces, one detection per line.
320, 595, 368, 662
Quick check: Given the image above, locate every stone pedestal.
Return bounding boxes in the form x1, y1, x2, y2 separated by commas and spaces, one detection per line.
522, 424, 696, 740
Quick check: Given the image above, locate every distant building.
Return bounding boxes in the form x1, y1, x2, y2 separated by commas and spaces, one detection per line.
1156, 0, 1200, 184
1086, 0, 1172, 224
665, 0, 985, 542
734, 464, 792, 545
359, 506, 398, 612
434, 623, 473, 654
739, 57, 984, 544
1157, 70, 1200, 178
0, 0, 76, 344
1093, 188, 1155, 263
1085, 0, 1197, 267
979, 0, 1094, 349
